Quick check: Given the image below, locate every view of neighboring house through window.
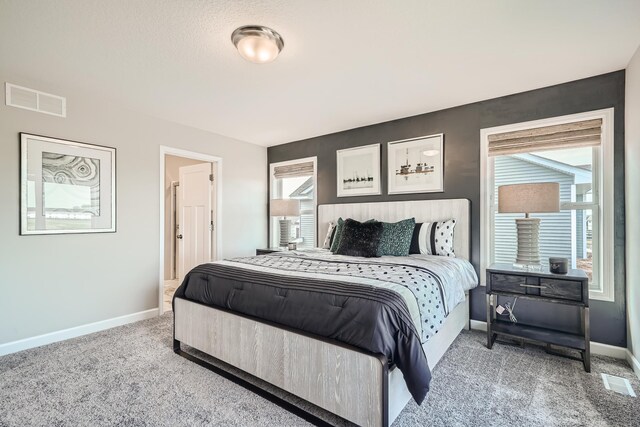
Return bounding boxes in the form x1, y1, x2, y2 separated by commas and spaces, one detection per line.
493, 147, 598, 290
270, 158, 316, 249
485, 113, 613, 299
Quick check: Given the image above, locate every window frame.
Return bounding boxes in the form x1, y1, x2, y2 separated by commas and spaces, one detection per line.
480, 108, 614, 301
269, 157, 318, 248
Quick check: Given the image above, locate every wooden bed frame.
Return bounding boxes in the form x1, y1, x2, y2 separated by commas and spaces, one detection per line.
174, 199, 472, 427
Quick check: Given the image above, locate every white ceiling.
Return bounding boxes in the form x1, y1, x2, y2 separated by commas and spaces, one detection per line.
1, 0, 639, 147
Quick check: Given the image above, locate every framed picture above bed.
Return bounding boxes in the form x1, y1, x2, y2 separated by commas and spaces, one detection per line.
336, 143, 381, 197
20, 133, 116, 235
387, 133, 444, 194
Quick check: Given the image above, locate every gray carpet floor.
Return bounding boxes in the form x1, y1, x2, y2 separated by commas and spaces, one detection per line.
1, 313, 638, 426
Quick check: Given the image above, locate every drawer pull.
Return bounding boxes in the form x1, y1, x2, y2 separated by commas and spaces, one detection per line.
519, 284, 547, 289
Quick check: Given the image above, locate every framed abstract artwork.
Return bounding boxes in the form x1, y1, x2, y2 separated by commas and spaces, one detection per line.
336, 143, 381, 197
20, 133, 116, 235
387, 134, 444, 194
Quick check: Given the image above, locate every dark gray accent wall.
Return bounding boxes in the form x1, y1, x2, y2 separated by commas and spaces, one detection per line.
268, 71, 626, 347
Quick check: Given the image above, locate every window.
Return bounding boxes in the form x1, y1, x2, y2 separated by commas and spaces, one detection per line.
481, 109, 614, 301
270, 157, 317, 249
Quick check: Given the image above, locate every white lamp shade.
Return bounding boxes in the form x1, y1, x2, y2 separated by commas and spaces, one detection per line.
236, 36, 280, 63
270, 199, 300, 217
498, 182, 560, 214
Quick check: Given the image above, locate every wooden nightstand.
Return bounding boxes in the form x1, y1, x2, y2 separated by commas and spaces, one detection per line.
486, 263, 590, 372
256, 248, 285, 256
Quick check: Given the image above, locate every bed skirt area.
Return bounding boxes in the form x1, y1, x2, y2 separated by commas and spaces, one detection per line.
173, 294, 469, 427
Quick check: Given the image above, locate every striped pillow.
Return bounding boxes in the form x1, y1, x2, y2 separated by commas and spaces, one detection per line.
322, 221, 336, 249
409, 220, 457, 257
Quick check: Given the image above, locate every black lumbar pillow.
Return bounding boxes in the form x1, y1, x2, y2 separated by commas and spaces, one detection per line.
409, 222, 423, 255
335, 218, 383, 258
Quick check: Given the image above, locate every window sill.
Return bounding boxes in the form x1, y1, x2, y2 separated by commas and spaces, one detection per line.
589, 290, 615, 303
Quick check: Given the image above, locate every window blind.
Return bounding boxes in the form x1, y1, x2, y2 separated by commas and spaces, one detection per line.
299, 199, 315, 249
273, 161, 315, 178
488, 118, 602, 157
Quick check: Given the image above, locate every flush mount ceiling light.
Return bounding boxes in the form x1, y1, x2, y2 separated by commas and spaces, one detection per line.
231, 25, 284, 64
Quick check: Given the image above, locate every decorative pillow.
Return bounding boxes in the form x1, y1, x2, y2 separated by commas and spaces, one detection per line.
330, 218, 376, 252
409, 223, 422, 254
322, 222, 336, 249
376, 218, 415, 257
335, 219, 383, 258
409, 220, 457, 257
329, 218, 345, 253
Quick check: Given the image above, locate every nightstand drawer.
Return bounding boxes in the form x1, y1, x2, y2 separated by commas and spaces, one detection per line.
539, 278, 583, 302
490, 273, 538, 294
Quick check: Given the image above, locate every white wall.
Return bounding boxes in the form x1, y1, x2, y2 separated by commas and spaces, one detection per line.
626, 45, 640, 360
164, 155, 207, 280
0, 74, 267, 345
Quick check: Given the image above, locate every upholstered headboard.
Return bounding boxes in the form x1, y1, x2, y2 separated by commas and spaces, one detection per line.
318, 199, 470, 261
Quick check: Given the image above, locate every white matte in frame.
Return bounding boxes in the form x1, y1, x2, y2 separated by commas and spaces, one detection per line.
387, 134, 444, 195
336, 143, 381, 197
20, 133, 116, 235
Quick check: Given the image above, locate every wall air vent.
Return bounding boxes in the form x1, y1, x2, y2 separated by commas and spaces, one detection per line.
5, 83, 66, 117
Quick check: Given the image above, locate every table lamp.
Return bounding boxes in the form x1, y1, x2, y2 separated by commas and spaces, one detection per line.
498, 182, 560, 268
270, 199, 300, 248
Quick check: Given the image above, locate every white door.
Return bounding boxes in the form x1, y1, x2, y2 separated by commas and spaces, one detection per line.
177, 163, 213, 281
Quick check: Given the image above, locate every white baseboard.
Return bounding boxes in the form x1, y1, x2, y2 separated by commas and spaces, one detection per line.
591, 341, 628, 359
0, 308, 159, 356
470, 319, 487, 332
627, 350, 640, 380
469, 320, 628, 359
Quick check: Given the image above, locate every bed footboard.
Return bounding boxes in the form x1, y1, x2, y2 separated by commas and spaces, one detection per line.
173, 297, 389, 427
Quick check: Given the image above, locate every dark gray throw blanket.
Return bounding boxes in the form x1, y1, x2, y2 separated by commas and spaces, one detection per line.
174, 259, 431, 404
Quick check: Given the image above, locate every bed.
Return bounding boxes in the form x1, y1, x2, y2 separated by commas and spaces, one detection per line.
173, 199, 477, 426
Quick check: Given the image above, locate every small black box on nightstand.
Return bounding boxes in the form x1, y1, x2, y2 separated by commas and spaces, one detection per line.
549, 257, 569, 274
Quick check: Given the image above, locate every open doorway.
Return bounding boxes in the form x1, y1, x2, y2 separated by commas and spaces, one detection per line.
159, 147, 222, 314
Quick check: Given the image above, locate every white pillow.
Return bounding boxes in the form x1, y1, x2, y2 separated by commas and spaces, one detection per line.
417, 219, 456, 257
321, 222, 336, 249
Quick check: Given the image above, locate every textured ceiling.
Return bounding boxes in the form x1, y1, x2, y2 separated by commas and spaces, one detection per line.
1, 0, 639, 146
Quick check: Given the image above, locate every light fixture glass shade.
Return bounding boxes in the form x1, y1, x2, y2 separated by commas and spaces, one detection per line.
422, 149, 440, 156
498, 182, 560, 214
232, 25, 284, 64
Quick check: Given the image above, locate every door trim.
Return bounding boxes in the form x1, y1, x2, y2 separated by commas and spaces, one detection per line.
159, 146, 222, 315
